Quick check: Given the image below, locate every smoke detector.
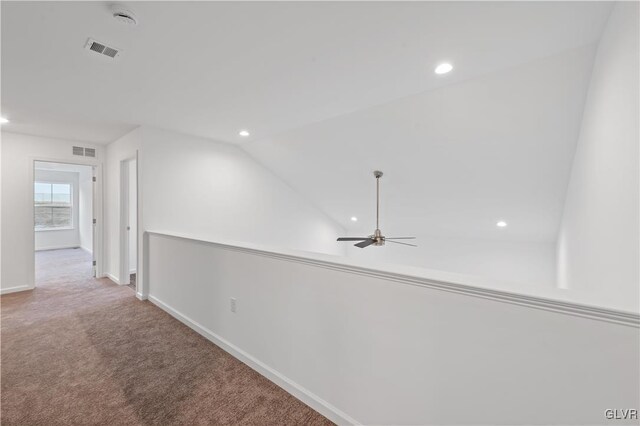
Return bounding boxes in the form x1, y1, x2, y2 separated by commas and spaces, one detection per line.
111, 4, 138, 26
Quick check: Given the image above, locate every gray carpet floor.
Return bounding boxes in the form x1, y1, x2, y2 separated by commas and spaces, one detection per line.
1, 248, 332, 425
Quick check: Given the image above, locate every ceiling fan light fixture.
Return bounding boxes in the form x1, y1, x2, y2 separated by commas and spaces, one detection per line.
350, 216, 358, 222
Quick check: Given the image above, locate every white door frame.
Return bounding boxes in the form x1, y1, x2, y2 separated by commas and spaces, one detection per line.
119, 155, 138, 288
30, 157, 104, 287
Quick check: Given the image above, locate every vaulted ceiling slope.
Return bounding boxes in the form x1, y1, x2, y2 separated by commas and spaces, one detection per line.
2, 1, 611, 144
243, 44, 597, 243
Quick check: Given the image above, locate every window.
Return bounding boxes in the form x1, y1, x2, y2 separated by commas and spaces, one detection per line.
34, 182, 73, 230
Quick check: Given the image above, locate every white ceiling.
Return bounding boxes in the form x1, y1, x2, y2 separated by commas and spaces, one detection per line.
1, 2, 613, 243
2, 2, 610, 144
244, 45, 596, 242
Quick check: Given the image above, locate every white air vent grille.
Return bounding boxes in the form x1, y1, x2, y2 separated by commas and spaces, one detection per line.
89, 41, 106, 54
102, 47, 118, 58
72, 146, 97, 157
85, 38, 120, 59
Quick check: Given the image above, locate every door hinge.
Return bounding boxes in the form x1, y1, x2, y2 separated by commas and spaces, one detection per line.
92, 176, 97, 182
92, 260, 96, 266
93, 218, 97, 224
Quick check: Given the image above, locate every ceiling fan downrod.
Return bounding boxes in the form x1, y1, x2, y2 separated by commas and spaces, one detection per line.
373, 170, 384, 246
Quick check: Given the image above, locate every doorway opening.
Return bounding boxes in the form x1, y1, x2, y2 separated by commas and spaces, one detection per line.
33, 161, 96, 286
120, 157, 138, 293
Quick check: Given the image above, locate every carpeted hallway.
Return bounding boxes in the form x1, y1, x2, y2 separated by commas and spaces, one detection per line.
1, 249, 332, 425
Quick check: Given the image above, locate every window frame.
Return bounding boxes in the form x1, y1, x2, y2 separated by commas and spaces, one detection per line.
34, 181, 75, 232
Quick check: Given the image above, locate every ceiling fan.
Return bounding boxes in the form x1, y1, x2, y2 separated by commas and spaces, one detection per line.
337, 171, 417, 249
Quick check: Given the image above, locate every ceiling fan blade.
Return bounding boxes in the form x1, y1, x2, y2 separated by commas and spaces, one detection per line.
386, 240, 418, 247
354, 239, 375, 248
385, 237, 416, 240
337, 237, 370, 241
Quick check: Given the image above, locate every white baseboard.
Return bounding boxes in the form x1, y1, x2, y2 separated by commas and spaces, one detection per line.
105, 273, 121, 285
1, 285, 33, 295
148, 294, 358, 426
136, 292, 147, 301
36, 245, 80, 251
80, 245, 93, 254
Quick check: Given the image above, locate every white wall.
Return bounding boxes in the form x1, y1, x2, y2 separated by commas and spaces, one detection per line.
104, 127, 142, 283
348, 234, 555, 291
78, 166, 93, 252
141, 126, 346, 256
34, 169, 80, 251
128, 158, 137, 273
147, 232, 639, 425
557, 2, 639, 311
105, 126, 345, 284
0, 133, 2, 290
0, 132, 102, 293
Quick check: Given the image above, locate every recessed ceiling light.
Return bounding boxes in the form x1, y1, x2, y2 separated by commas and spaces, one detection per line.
496, 221, 507, 228
238, 130, 250, 137
0, 117, 9, 124
435, 63, 453, 75
350, 216, 358, 222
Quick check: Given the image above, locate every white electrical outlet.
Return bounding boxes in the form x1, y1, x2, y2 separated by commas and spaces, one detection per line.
230, 298, 237, 313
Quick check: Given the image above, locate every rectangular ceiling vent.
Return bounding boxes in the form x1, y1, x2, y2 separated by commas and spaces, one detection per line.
85, 38, 121, 59
72, 146, 97, 158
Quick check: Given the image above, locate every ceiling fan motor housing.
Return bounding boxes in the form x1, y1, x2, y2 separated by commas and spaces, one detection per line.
373, 228, 385, 246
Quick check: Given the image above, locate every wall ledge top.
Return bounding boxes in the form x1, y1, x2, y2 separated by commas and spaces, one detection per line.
146, 231, 640, 328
